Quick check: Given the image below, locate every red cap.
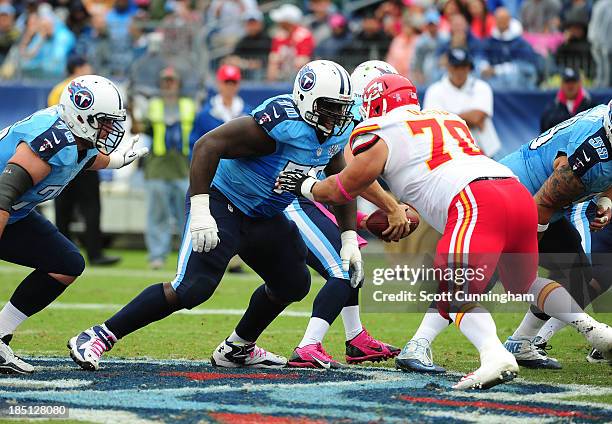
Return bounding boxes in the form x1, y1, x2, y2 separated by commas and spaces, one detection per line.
217, 65, 241, 82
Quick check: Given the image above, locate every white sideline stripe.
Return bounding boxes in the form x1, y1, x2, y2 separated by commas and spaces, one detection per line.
0, 301, 310, 318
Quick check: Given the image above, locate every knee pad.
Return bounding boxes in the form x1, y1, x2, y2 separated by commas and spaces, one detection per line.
175, 275, 218, 310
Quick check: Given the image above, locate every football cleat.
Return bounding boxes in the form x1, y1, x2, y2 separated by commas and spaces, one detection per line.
395, 339, 446, 373
577, 320, 612, 360
68, 325, 116, 371
345, 328, 400, 364
0, 335, 34, 374
453, 344, 519, 390
586, 348, 611, 364
211, 339, 287, 368
532, 335, 552, 357
504, 336, 562, 369
288, 343, 345, 369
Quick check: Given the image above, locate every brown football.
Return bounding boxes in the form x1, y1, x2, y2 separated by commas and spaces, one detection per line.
365, 207, 420, 240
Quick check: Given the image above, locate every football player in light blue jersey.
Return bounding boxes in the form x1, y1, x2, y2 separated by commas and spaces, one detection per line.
69, 60, 380, 371
0, 75, 148, 374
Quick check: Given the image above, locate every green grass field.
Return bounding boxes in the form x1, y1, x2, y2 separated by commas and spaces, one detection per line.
1, 249, 610, 393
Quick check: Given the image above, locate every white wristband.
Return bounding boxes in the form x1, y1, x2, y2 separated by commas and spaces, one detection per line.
300, 177, 317, 201
597, 196, 612, 211
190, 193, 211, 216
537, 223, 549, 233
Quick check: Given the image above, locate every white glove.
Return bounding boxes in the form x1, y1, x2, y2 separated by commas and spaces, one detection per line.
189, 194, 220, 253
340, 230, 364, 288
107, 135, 149, 169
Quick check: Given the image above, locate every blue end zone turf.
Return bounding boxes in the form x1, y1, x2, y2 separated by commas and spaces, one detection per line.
0, 358, 610, 423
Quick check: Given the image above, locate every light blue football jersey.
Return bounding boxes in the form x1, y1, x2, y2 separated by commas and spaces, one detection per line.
501, 105, 611, 196
212, 94, 352, 218
0, 106, 99, 224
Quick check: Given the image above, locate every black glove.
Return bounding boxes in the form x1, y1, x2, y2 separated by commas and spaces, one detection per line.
276, 169, 318, 199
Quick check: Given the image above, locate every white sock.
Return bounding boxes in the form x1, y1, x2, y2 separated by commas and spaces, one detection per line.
535, 318, 567, 343
450, 306, 501, 354
412, 308, 449, 344
0, 302, 27, 337
227, 330, 252, 344
528, 277, 594, 331
511, 310, 547, 339
340, 305, 363, 340
298, 317, 330, 348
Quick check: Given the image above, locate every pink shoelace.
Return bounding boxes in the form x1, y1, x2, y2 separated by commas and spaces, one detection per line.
314, 343, 334, 361
90, 338, 107, 357
249, 346, 266, 359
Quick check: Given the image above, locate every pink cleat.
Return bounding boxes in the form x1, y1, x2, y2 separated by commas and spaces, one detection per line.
345, 328, 400, 364
288, 343, 345, 369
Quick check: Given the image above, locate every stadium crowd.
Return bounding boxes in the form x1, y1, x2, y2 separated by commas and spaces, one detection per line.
0, 0, 608, 89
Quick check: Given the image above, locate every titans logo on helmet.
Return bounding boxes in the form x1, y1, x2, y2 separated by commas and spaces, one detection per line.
68, 82, 94, 110
299, 67, 316, 92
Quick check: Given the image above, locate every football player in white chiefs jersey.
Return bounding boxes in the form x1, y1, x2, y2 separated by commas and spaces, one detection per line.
277, 74, 612, 389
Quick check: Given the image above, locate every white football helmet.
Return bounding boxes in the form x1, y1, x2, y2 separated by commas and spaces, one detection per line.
604, 99, 612, 142
350, 60, 398, 121
293, 60, 354, 137
59, 75, 127, 155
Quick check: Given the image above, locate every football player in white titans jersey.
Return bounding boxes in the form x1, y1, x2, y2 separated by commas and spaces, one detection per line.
277, 74, 612, 390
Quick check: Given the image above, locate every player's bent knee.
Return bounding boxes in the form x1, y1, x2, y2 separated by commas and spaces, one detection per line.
54, 250, 86, 278
175, 276, 218, 310
49, 273, 78, 285
268, 269, 311, 304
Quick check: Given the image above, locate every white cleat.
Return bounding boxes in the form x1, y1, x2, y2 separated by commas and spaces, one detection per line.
68, 325, 116, 371
453, 344, 519, 390
504, 336, 562, 369
211, 339, 287, 368
0, 336, 34, 374
576, 320, 612, 360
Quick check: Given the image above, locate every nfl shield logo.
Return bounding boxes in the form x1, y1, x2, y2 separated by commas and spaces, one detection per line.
316, 147, 322, 157
68, 82, 95, 110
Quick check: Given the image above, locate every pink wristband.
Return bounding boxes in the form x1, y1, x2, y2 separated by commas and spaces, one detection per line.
335, 173, 354, 201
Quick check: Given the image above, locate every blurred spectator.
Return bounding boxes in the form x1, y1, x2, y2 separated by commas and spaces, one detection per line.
206, 0, 259, 48
314, 13, 352, 60
304, 0, 335, 44
435, 14, 482, 61
267, 3, 314, 82
520, 0, 562, 33
540, 67, 595, 131
424, 47, 502, 157
15, 0, 39, 33
555, 8, 593, 79
19, 13, 75, 78
0, 4, 19, 63
189, 65, 251, 156
376, 0, 403, 38
339, 12, 392, 72
105, 0, 137, 77
588, 0, 612, 87
480, 7, 541, 89
79, 7, 112, 76
106, 0, 136, 40
65, 1, 90, 36
439, 0, 468, 35
228, 9, 271, 80
486, 0, 522, 19
160, 0, 201, 56
386, 13, 422, 79
467, 0, 495, 38
142, 66, 193, 269
49, 56, 121, 266
412, 9, 444, 85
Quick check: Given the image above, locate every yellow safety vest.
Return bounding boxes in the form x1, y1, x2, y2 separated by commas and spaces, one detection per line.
148, 97, 195, 156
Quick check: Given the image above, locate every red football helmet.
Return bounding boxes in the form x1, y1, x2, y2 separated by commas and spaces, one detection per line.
361, 74, 419, 119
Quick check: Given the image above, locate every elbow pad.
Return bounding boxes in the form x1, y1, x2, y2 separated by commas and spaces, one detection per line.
0, 163, 34, 212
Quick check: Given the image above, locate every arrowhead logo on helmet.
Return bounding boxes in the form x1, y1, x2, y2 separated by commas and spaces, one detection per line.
68, 82, 95, 110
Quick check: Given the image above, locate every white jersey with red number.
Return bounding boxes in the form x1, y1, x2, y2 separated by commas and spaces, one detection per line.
350, 106, 515, 233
